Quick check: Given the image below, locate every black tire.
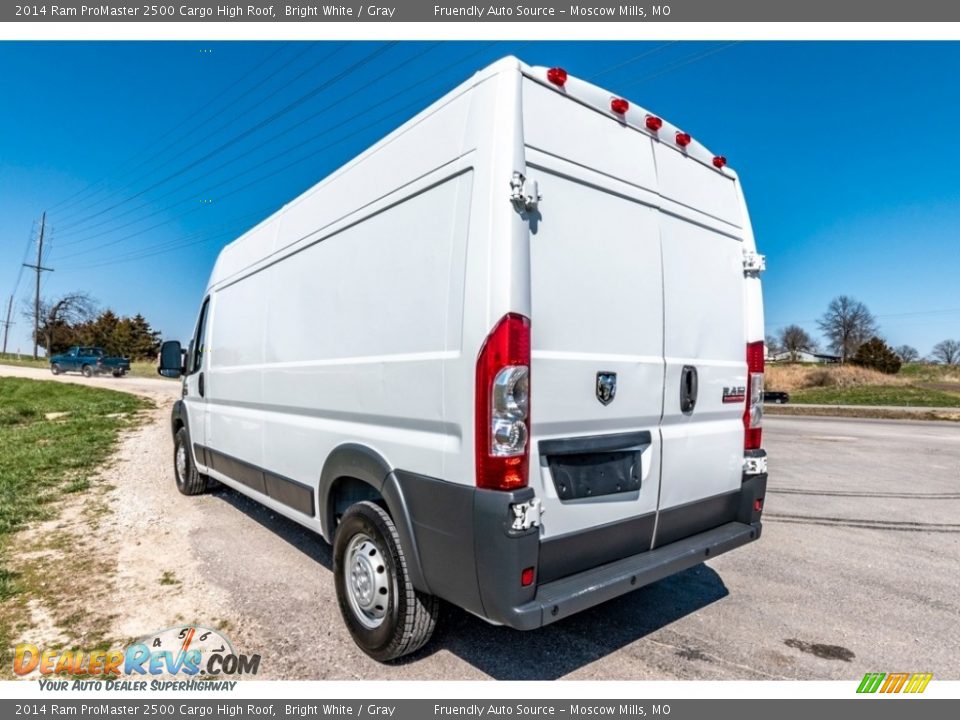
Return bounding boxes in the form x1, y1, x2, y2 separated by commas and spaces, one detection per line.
173, 426, 209, 496
81, 365, 93, 378
333, 501, 438, 662
112, 370, 125, 378
51, 364, 61, 376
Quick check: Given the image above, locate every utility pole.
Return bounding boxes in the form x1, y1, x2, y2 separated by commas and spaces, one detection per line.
23, 212, 53, 360
1, 295, 13, 355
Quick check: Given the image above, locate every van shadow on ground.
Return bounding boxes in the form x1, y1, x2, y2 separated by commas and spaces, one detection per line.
413, 564, 729, 680
210, 486, 729, 680
211, 486, 333, 570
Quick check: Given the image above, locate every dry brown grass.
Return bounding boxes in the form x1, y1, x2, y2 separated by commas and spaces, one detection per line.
766, 363, 911, 392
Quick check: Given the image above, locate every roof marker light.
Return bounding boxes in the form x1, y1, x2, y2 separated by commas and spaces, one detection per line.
713, 155, 727, 168
645, 115, 663, 132
547, 67, 568, 87
675, 132, 692, 148
610, 98, 629, 115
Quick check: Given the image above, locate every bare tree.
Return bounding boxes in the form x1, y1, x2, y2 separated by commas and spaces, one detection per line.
816, 296, 879, 363
765, 334, 781, 357
931, 339, 960, 366
22, 291, 97, 356
778, 324, 816, 362
894, 345, 920, 363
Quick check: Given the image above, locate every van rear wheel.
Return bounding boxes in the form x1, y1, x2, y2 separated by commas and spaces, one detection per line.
333, 501, 438, 661
173, 426, 210, 496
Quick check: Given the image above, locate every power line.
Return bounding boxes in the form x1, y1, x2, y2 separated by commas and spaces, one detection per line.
54, 42, 384, 234
1, 296, 14, 354
616, 42, 742, 91
54, 43, 324, 228
53, 42, 499, 266
586, 42, 678, 80
53, 43, 443, 249
58, 214, 268, 271
55, 42, 697, 273
8, 221, 37, 302
48, 43, 293, 217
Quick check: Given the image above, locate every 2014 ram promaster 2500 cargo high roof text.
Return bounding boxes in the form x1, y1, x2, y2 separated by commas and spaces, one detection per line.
158, 57, 769, 662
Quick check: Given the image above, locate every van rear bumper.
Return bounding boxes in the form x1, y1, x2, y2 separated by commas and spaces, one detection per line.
389, 470, 766, 631
504, 520, 761, 630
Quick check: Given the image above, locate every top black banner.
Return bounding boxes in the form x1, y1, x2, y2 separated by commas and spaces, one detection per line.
6, 0, 960, 22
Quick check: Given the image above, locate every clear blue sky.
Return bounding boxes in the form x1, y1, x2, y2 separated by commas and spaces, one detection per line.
1, 41, 958, 356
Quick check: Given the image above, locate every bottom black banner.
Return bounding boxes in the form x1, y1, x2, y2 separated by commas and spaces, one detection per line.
1, 699, 957, 720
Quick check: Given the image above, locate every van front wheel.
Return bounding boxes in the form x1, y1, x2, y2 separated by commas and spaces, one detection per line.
173, 427, 209, 496
333, 501, 438, 661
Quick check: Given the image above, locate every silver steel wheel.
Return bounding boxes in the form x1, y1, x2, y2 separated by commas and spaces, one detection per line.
175, 442, 188, 484
344, 532, 391, 629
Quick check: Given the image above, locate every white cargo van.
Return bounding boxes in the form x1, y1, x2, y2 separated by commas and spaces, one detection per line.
159, 56, 768, 661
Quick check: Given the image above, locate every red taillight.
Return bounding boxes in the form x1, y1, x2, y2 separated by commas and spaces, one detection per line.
610, 98, 629, 115
476, 313, 531, 491
713, 155, 727, 168
521, 567, 535, 587
744, 341, 765, 450
675, 132, 692, 147
754, 498, 764, 512
547, 67, 568, 87
645, 115, 663, 132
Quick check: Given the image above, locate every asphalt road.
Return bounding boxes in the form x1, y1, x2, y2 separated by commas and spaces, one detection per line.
3, 366, 958, 680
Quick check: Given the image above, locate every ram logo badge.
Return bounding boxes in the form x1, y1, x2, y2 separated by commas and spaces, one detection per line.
723, 386, 746, 403
596, 372, 617, 406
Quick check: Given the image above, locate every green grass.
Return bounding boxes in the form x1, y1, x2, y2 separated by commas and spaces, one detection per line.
898, 362, 960, 381
0, 353, 46, 370
159, 570, 181, 586
0, 377, 151, 563
0, 378, 151, 665
791, 384, 960, 407
0, 352, 171, 379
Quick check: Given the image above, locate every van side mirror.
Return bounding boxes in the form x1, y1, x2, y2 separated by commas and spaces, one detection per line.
158, 340, 184, 378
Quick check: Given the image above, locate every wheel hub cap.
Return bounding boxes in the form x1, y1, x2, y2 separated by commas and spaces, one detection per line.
345, 534, 390, 629
175, 444, 187, 483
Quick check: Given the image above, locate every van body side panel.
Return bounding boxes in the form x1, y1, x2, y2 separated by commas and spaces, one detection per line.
257, 172, 473, 493
203, 88, 480, 529
206, 269, 269, 475
209, 91, 475, 286
442, 66, 528, 491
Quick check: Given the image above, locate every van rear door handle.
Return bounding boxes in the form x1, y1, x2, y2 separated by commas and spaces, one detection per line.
680, 365, 698, 414
198, 372, 205, 398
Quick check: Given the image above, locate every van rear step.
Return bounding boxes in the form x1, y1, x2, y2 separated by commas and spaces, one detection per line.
512, 521, 761, 630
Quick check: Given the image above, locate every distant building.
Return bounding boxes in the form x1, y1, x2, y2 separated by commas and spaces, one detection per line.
769, 350, 841, 364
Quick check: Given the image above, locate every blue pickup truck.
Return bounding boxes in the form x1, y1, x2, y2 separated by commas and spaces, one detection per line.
49, 347, 131, 378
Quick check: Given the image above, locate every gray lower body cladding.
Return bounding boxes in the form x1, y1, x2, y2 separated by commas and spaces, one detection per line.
392, 470, 766, 630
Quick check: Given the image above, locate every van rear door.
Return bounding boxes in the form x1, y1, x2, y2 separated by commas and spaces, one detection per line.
527, 165, 665, 581
654, 147, 747, 547
522, 77, 666, 584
